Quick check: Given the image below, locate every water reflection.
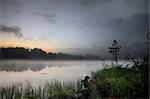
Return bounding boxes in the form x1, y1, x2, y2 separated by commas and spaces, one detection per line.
0, 60, 103, 87
0, 60, 131, 87
0, 60, 72, 72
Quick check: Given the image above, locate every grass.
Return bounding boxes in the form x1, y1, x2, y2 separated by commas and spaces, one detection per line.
0, 59, 149, 99
0, 81, 79, 99
91, 66, 141, 98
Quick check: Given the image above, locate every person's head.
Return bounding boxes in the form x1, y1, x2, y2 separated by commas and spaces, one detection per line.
85, 76, 89, 81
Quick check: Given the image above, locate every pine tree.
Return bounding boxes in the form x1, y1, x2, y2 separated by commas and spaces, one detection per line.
109, 40, 121, 63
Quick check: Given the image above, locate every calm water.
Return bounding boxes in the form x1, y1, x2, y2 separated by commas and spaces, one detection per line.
0, 60, 130, 87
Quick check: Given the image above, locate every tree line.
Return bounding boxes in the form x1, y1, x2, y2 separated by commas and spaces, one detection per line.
0, 47, 102, 60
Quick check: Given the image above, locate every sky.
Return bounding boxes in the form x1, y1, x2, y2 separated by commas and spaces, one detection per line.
0, 0, 149, 58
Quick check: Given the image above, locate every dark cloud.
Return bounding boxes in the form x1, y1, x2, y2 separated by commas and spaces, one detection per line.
107, 13, 148, 40
80, 0, 96, 5
15, 9, 22, 15
0, 25, 24, 38
1, 0, 23, 14
34, 12, 56, 23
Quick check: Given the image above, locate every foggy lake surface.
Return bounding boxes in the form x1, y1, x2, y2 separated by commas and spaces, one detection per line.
0, 60, 131, 87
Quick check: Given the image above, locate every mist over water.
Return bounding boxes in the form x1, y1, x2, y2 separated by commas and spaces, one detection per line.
0, 60, 131, 87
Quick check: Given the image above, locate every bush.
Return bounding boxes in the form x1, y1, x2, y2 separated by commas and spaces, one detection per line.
91, 60, 149, 98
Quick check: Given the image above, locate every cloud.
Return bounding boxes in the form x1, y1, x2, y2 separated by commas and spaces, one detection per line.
0, 25, 24, 38
107, 13, 148, 39
37, 6, 47, 11
15, 9, 22, 15
106, 0, 148, 19
1, 0, 23, 15
79, 0, 96, 5
34, 12, 56, 23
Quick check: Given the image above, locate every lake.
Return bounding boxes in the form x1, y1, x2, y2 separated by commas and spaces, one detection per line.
0, 60, 130, 87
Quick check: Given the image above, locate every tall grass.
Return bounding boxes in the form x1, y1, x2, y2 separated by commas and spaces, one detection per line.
0, 81, 80, 99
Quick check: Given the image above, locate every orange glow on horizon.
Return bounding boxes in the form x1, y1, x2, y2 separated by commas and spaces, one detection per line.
0, 39, 58, 53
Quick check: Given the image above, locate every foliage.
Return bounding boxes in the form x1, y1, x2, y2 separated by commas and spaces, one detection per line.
91, 58, 149, 98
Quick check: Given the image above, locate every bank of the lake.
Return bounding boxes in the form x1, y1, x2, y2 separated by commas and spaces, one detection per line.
0, 58, 149, 99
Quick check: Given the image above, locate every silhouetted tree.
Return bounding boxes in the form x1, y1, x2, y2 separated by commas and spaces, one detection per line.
109, 40, 121, 62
